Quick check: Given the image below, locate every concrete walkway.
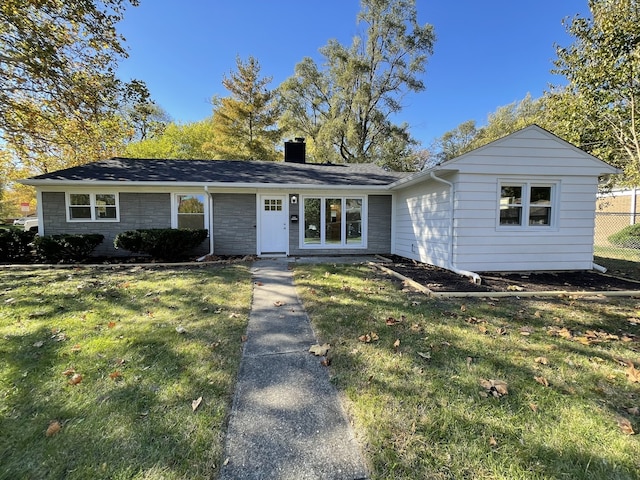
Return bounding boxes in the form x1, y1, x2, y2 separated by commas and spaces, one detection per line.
219, 258, 368, 480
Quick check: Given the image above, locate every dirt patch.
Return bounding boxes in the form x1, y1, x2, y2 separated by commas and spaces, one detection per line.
383, 256, 640, 293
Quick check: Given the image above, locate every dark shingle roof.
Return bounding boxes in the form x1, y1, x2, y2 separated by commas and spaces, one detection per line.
25, 158, 409, 187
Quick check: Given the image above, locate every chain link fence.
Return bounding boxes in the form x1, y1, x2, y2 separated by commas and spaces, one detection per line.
594, 211, 640, 261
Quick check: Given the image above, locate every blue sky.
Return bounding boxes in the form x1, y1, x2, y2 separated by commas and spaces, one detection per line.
116, 0, 591, 148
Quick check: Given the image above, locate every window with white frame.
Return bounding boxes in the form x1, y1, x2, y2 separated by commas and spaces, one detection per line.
175, 194, 206, 229
67, 193, 119, 221
302, 196, 364, 247
499, 182, 556, 228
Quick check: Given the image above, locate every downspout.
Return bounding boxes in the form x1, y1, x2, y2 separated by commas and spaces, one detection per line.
204, 186, 214, 258
429, 172, 482, 284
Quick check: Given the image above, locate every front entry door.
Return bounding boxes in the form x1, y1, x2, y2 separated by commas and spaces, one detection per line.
260, 195, 288, 254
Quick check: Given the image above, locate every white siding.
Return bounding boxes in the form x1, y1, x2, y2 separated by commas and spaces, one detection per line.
392, 126, 614, 272
451, 172, 599, 272
393, 177, 452, 268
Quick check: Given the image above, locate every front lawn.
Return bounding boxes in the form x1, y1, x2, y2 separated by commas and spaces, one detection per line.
295, 264, 640, 479
0, 264, 252, 479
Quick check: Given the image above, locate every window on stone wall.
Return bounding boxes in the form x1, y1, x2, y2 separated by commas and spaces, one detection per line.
302, 196, 365, 247
176, 194, 205, 229
67, 193, 119, 221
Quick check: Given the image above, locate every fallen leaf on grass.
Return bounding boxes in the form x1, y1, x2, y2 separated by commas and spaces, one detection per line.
489, 436, 498, 447
46, 421, 62, 437
68, 373, 83, 385
617, 417, 635, 435
33, 341, 44, 348
627, 407, 639, 416
529, 403, 538, 413
466, 356, 473, 367
358, 332, 379, 343
393, 339, 400, 349
480, 379, 508, 398
175, 326, 187, 334
535, 356, 549, 365
496, 327, 508, 336
625, 361, 640, 383
386, 316, 405, 326
192, 396, 203, 412
107, 321, 116, 329
309, 343, 330, 356
70, 344, 82, 352
109, 371, 122, 380
519, 326, 534, 336
534, 376, 550, 387
62, 368, 75, 376
417, 351, 431, 361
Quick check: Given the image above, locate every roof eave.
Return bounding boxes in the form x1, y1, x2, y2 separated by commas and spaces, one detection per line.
20, 179, 395, 190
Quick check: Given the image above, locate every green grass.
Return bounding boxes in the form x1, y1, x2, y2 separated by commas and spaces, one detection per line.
595, 246, 640, 280
0, 264, 252, 480
295, 264, 640, 480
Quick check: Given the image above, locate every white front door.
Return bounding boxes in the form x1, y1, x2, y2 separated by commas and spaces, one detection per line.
259, 195, 288, 254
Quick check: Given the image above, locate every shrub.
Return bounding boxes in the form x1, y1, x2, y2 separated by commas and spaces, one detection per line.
114, 229, 208, 261
34, 234, 104, 263
0, 229, 37, 262
608, 223, 640, 249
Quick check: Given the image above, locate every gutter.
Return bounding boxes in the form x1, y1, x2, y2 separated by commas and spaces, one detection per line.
429, 172, 482, 285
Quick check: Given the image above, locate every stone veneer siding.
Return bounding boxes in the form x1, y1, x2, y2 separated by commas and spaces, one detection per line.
211, 193, 257, 255
40, 192, 210, 257
287, 194, 392, 256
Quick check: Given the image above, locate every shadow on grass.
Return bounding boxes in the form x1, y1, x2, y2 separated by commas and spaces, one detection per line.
0, 265, 251, 479
295, 264, 640, 479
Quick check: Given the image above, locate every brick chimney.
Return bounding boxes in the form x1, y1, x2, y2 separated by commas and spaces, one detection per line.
284, 137, 305, 163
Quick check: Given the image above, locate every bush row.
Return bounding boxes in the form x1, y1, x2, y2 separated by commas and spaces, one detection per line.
0, 228, 208, 264
114, 228, 208, 261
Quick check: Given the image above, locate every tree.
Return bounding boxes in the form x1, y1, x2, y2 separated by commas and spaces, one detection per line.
1, 0, 139, 150
279, 0, 435, 167
125, 119, 217, 159
210, 56, 282, 161
433, 95, 546, 161
121, 80, 171, 142
553, 0, 640, 185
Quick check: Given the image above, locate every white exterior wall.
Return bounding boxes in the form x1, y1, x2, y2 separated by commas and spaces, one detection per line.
452, 173, 599, 271
393, 177, 452, 268
392, 126, 615, 273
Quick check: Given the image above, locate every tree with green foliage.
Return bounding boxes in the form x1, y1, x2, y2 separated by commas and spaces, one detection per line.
121, 80, 171, 142
210, 56, 282, 161
279, 0, 435, 167
0, 0, 140, 166
125, 119, 217, 159
433, 95, 546, 162
553, 0, 640, 185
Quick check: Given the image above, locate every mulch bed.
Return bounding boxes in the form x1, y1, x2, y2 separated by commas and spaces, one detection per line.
383, 255, 640, 293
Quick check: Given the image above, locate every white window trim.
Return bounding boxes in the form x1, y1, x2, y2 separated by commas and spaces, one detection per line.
66, 192, 120, 222
299, 195, 367, 249
170, 193, 209, 231
496, 180, 559, 231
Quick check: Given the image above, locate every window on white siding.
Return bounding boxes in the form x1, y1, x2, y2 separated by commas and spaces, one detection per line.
302, 196, 365, 247
67, 193, 119, 221
499, 182, 556, 228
